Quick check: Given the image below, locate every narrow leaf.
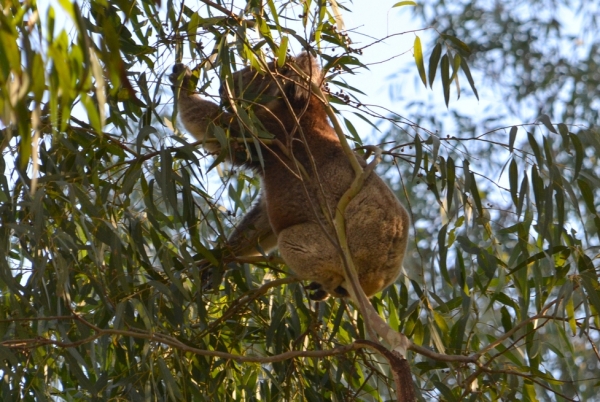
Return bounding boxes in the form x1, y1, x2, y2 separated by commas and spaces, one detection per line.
413, 36, 427, 87
442, 34, 472, 56
441, 53, 450, 107
527, 131, 544, 168
509, 158, 518, 206
428, 43, 442, 88
412, 135, 422, 181
393, 1, 417, 6
438, 224, 450, 284
509, 126, 517, 153
459, 57, 479, 100
570, 133, 583, 180
557, 123, 570, 148
538, 114, 557, 133
517, 173, 528, 218
277, 36, 288, 67
508, 246, 569, 275
577, 179, 596, 213
446, 156, 455, 211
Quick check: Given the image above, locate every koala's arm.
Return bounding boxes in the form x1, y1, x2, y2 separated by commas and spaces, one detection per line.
226, 195, 277, 257
170, 64, 238, 153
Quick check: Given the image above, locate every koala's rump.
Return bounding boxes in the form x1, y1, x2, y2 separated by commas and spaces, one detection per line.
266, 154, 408, 296
345, 175, 409, 295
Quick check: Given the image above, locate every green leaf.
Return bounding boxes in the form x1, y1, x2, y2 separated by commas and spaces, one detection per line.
508, 246, 569, 276
431, 134, 440, 162
527, 131, 543, 168
158, 357, 184, 400
538, 114, 557, 133
451, 53, 461, 98
509, 126, 517, 153
456, 235, 480, 254
441, 53, 450, 107
130, 298, 152, 329
500, 306, 513, 334
459, 57, 479, 100
581, 273, 600, 323
266, 304, 287, 348
413, 36, 427, 87
442, 34, 472, 56
477, 249, 498, 281
277, 36, 288, 67
446, 156, 455, 211
469, 173, 484, 218
438, 224, 449, 284
557, 123, 570, 148
543, 136, 554, 167
0, 345, 18, 366
428, 43, 442, 88
344, 118, 361, 145
517, 173, 528, 218
137, 125, 158, 154
121, 162, 142, 197
570, 133, 583, 181
352, 111, 380, 133
578, 179, 596, 213
509, 158, 519, 206
433, 381, 458, 402
412, 135, 422, 180
267, 0, 281, 30
463, 159, 471, 192
531, 164, 544, 214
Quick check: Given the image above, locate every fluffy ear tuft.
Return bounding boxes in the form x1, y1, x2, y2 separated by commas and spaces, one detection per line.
287, 52, 322, 102
169, 64, 191, 85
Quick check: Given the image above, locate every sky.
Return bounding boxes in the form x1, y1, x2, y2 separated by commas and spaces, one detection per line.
337, 1, 499, 144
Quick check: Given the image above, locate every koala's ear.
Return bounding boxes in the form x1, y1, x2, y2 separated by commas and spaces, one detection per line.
169, 64, 191, 85
286, 52, 322, 102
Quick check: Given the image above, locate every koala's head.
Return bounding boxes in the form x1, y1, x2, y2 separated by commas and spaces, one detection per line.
222, 52, 322, 110
169, 63, 199, 96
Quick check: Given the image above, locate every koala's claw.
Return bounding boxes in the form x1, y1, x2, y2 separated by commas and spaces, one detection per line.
306, 282, 330, 301
333, 285, 349, 298
305, 281, 350, 300
309, 289, 330, 301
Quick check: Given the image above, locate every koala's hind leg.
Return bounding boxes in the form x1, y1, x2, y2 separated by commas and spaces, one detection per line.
277, 223, 347, 299
227, 195, 277, 257
201, 195, 276, 291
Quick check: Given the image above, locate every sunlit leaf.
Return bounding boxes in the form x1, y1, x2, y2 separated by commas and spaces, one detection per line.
393, 1, 417, 7
413, 36, 427, 87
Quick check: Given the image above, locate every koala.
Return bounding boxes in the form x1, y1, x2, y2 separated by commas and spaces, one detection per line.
170, 53, 409, 300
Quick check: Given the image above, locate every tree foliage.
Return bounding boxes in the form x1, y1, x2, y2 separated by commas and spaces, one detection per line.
0, 0, 599, 401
